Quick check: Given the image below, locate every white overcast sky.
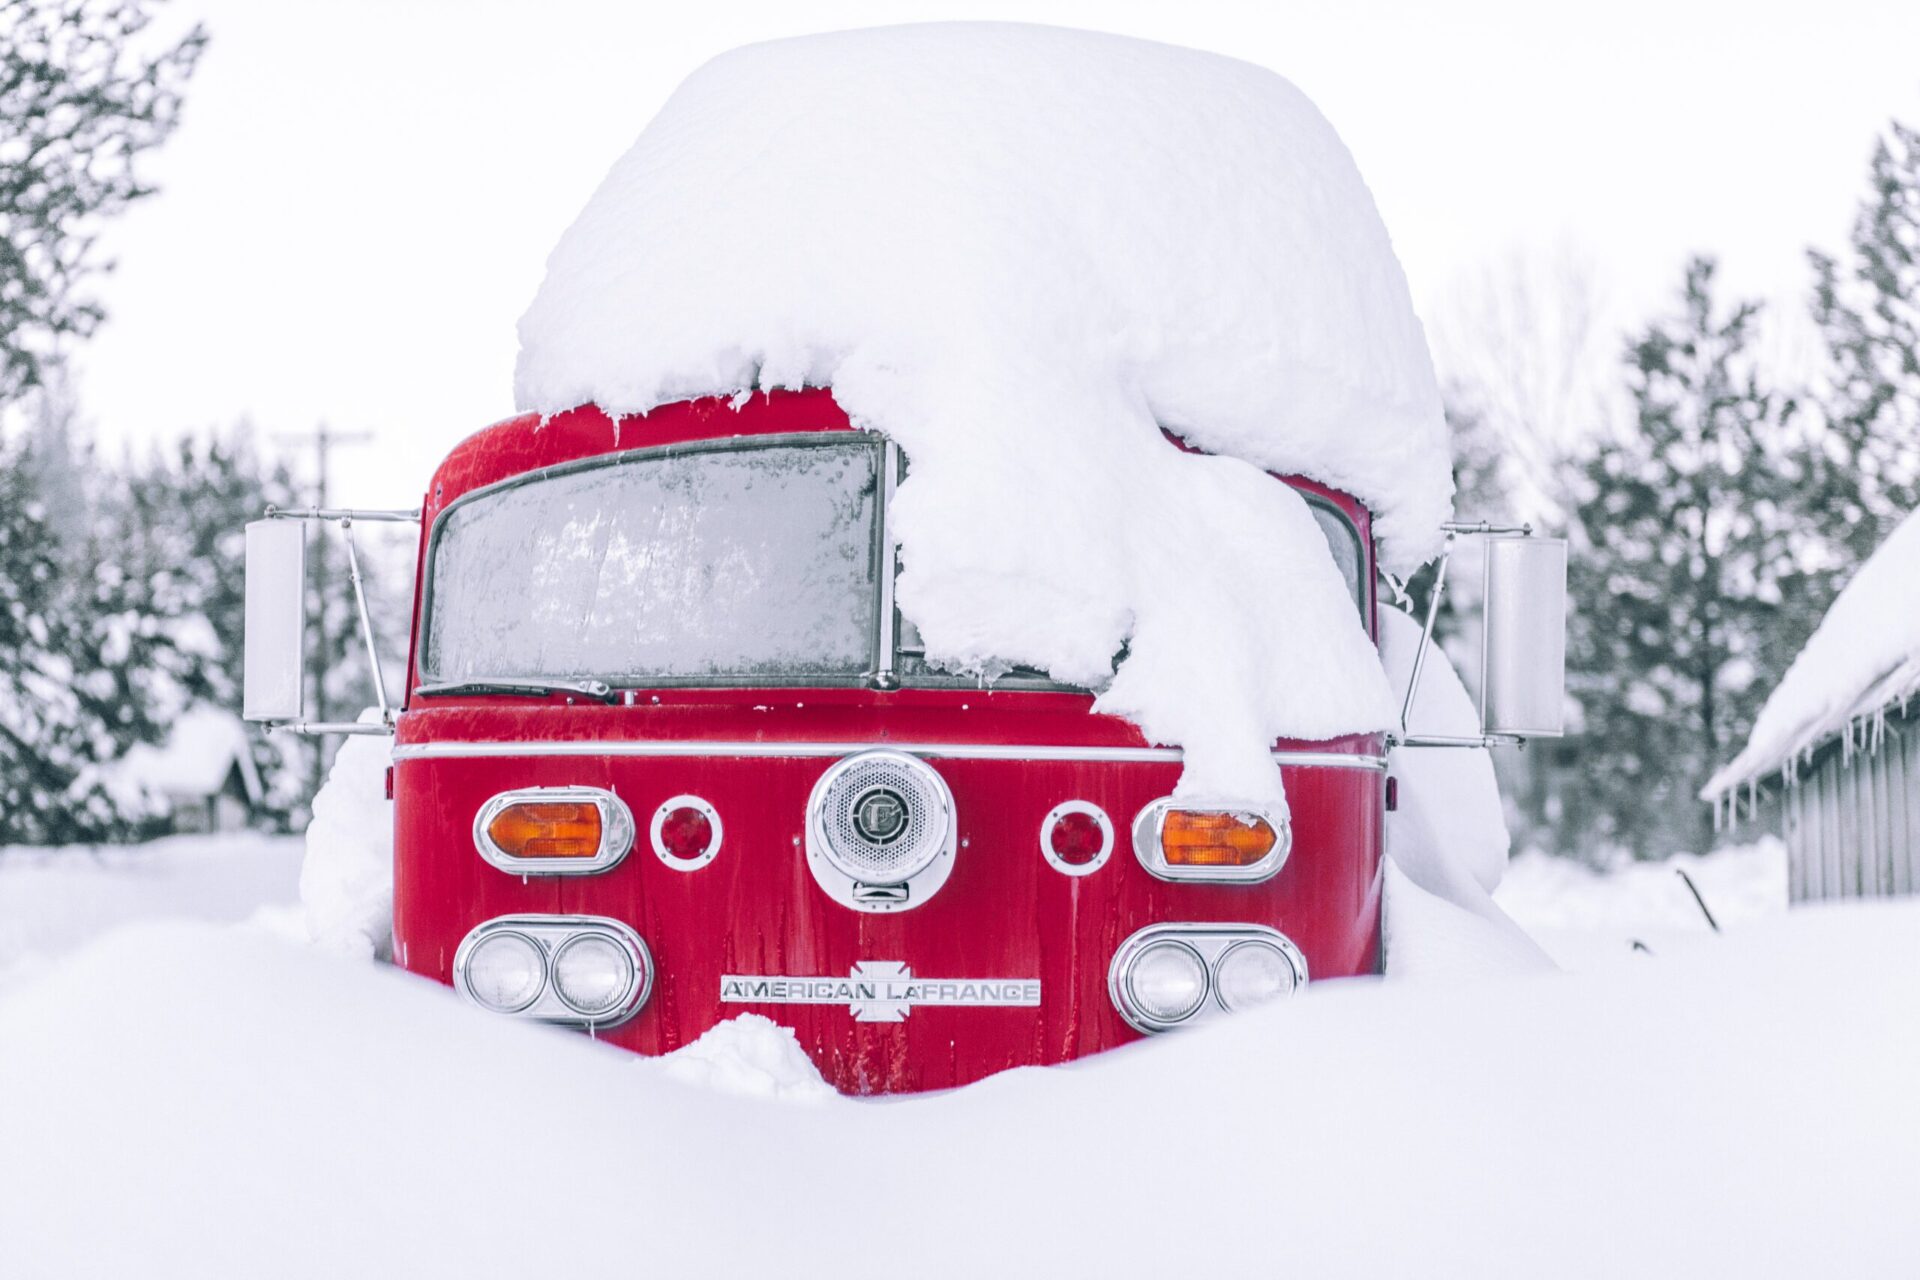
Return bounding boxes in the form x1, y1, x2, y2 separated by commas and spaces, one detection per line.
71, 0, 1920, 506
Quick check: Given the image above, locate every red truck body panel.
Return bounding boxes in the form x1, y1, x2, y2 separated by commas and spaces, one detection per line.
390, 388, 1386, 1094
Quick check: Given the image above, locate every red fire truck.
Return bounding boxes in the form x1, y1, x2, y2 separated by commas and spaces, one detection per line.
243, 387, 1564, 1095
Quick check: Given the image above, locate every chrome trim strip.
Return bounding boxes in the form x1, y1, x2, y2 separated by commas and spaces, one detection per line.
395, 740, 1388, 769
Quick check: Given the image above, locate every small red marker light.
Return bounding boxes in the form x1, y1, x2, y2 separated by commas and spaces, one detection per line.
658, 805, 714, 861
1048, 810, 1106, 865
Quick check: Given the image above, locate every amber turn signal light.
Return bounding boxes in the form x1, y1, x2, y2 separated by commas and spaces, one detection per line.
1159, 810, 1279, 867
486, 802, 604, 859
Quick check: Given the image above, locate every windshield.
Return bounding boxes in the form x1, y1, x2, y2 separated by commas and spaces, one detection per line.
422, 436, 881, 687
419, 438, 1369, 694
1305, 496, 1368, 623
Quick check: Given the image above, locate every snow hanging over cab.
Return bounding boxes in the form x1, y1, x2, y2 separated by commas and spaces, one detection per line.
1704, 506, 1920, 798
515, 24, 1453, 805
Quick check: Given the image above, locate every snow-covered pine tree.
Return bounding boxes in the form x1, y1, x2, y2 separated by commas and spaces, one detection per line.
0, 436, 129, 843
0, 1, 205, 401
1563, 258, 1828, 858
121, 430, 308, 826
1808, 117, 1920, 565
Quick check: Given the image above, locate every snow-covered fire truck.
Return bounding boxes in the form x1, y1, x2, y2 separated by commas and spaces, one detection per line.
242, 386, 1565, 1094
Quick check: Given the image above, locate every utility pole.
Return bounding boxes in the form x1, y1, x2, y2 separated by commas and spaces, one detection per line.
274, 423, 372, 800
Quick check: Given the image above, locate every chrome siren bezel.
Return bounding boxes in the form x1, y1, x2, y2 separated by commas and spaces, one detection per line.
1108, 922, 1308, 1033
453, 914, 652, 1028
472, 785, 635, 875
805, 749, 957, 913
1130, 797, 1292, 884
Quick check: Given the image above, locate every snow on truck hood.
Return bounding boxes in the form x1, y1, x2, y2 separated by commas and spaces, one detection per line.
514, 24, 1453, 806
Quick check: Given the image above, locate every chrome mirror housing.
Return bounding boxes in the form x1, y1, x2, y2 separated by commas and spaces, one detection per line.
1395, 521, 1568, 749
242, 519, 308, 722
1478, 533, 1567, 738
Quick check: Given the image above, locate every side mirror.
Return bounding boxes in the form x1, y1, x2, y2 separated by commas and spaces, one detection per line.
243, 519, 308, 722
1478, 533, 1567, 738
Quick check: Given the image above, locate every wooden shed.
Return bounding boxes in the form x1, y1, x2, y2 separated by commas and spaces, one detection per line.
1703, 510, 1920, 903
103, 706, 267, 836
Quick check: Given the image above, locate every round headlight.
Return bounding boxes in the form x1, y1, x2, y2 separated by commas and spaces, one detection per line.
1125, 940, 1209, 1025
463, 931, 546, 1013
551, 932, 636, 1018
1213, 939, 1300, 1011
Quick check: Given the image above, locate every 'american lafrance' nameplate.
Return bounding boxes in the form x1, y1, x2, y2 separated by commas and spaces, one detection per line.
720, 961, 1040, 1023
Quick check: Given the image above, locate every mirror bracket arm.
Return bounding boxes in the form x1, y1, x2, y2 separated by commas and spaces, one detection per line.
339, 518, 391, 724
262, 720, 395, 737
1398, 531, 1455, 733
1387, 732, 1527, 750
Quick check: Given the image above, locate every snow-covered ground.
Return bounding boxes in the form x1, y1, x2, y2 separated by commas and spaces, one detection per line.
3, 832, 1915, 1276
0, 832, 302, 979
1497, 838, 1789, 971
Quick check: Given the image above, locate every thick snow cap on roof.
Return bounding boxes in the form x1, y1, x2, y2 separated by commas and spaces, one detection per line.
515, 24, 1453, 805
1704, 507, 1920, 798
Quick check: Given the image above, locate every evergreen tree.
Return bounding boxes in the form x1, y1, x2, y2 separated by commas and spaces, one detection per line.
0, 0, 206, 401
1807, 118, 1920, 564
0, 435, 128, 842
1562, 258, 1828, 857
103, 430, 316, 827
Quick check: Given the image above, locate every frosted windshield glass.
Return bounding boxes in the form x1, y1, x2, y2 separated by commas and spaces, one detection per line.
1308, 502, 1365, 618
425, 441, 879, 683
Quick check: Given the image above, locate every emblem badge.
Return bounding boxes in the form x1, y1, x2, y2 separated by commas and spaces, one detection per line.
720, 962, 1041, 1022
851, 785, 910, 845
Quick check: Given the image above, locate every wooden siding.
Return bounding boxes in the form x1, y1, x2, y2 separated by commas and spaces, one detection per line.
1782, 711, 1920, 902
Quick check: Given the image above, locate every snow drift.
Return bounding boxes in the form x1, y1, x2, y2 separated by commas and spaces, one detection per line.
515, 23, 1453, 810
299, 721, 394, 959
1378, 607, 1552, 978
1704, 505, 1920, 798
3, 908, 1916, 1277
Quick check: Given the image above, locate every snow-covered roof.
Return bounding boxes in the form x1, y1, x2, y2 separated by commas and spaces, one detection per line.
1703, 507, 1920, 799
105, 706, 264, 810
514, 24, 1452, 809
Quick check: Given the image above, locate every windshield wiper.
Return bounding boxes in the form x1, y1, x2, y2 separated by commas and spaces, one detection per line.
415, 677, 617, 702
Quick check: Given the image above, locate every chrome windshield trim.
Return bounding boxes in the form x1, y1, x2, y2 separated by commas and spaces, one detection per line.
393, 740, 1387, 769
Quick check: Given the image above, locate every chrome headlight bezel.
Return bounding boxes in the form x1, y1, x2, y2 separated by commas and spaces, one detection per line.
1108, 922, 1308, 1033
453, 915, 652, 1028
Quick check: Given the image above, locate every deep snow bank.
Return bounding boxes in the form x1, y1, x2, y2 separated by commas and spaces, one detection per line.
4, 910, 1916, 1277
299, 726, 394, 959
0, 833, 301, 974
1378, 607, 1552, 977
515, 23, 1452, 808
